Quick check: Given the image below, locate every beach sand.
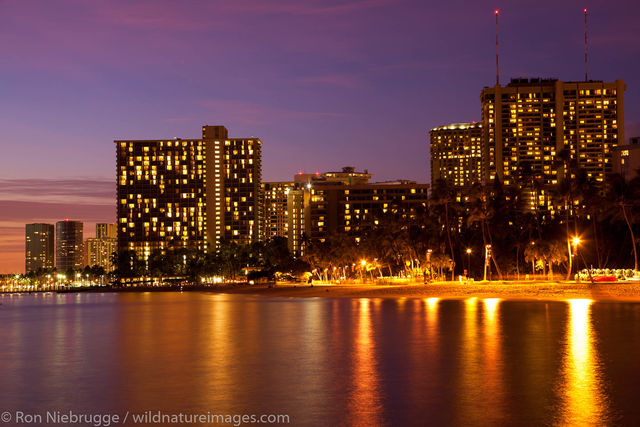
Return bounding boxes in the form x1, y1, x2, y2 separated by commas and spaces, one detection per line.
210, 281, 640, 301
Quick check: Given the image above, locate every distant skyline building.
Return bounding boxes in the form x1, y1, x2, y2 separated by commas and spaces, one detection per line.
56, 220, 83, 271
115, 125, 262, 261
96, 223, 116, 239
85, 223, 117, 272
429, 122, 483, 188
25, 223, 55, 273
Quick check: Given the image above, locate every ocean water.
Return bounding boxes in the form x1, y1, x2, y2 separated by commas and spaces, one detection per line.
1, 292, 639, 426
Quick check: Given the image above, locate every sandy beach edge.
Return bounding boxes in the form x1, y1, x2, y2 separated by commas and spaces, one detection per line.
7, 281, 640, 302
189, 282, 640, 302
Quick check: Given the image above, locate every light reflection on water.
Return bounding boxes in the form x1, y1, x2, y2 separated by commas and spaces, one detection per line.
0, 293, 639, 425
347, 299, 383, 426
557, 299, 610, 425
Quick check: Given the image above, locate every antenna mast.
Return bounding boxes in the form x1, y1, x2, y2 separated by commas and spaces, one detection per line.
584, 8, 588, 81
495, 9, 500, 86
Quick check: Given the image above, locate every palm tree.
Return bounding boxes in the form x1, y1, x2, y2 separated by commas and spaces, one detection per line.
430, 179, 459, 280
524, 242, 546, 277
547, 240, 568, 280
467, 182, 504, 280
606, 173, 639, 270
430, 252, 453, 280
582, 178, 604, 268
552, 149, 590, 279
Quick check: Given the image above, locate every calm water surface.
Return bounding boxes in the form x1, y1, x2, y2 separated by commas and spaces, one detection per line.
1, 293, 640, 426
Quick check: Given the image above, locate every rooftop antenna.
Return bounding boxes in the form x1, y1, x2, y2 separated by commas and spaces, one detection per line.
495, 9, 500, 86
584, 8, 588, 81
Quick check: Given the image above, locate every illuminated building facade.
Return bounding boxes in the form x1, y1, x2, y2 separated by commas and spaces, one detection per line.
294, 166, 372, 185
287, 188, 307, 256
25, 223, 54, 273
85, 223, 117, 271
56, 220, 83, 271
481, 78, 625, 210
613, 137, 640, 182
429, 123, 482, 187
262, 182, 299, 240
287, 173, 428, 254
116, 125, 262, 260
96, 223, 116, 239
221, 135, 262, 246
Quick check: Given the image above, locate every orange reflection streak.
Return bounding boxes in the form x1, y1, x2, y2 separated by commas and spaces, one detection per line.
347, 299, 383, 426
201, 294, 235, 409
558, 299, 609, 424
405, 298, 440, 420
425, 297, 439, 319
481, 298, 505, 421
425, 298, 440, 346
424, 298, 440, 352
454, 298, 483, 424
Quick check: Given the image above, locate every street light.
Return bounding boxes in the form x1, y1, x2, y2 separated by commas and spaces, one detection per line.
571, 236, 593, 283
466, 248, 472, 278
484, 245, 492, 281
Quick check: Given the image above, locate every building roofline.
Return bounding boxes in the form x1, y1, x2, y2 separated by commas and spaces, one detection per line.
429, 122, 482, 132
114, 137, 262, 143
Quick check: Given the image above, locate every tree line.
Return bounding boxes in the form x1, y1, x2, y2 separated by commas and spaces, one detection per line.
112, 237, 309, 284
303, 165, 640, 281
111, 159, 639, 283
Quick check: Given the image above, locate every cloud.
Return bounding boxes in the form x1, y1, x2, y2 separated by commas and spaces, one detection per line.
298, 73, 363, 88
0, 178, 114, 205
89, 0, 391, 31
163, 117, 195, 124
217, 0, 392, 16
197, 99, 346, 126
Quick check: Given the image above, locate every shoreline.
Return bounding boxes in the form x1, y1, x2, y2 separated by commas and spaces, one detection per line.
4, 281, 640, 302
210, 282, 640, 302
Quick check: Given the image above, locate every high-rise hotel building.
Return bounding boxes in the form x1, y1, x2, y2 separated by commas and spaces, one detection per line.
286, 168, 429, 255
262, 182, 299, 240
115, 126, 261, 260
85, 223, 117, 271
480, 78, 625, 208
25, 223, 55, 273
56, 220, 84, 271
429, 122, 482, 188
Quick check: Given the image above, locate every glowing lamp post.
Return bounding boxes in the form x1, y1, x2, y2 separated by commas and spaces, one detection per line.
570, 237, 580, 278
466, 248, 472, 278
484, 245, 492, 281
571, 236, 593, 283
572, 237, 581, 251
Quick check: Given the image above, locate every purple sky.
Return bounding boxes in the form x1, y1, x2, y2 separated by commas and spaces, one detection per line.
1, 0, 639, 272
